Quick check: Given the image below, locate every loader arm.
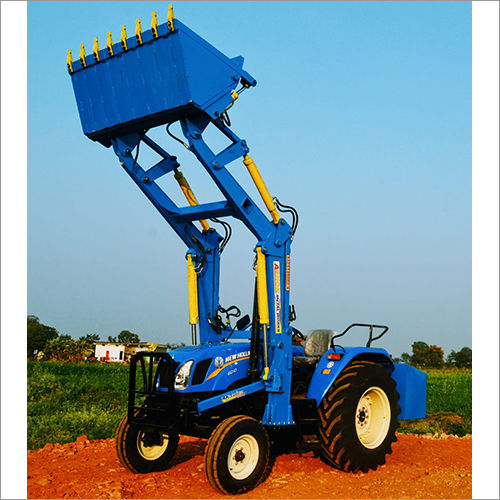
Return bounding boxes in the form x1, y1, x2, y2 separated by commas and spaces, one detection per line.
68, 6, 295, 425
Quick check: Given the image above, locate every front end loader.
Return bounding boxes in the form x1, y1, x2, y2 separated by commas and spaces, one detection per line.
67, 5, 426, 494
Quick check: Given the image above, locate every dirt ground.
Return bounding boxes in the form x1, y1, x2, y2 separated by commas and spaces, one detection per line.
27, 434, 471, 499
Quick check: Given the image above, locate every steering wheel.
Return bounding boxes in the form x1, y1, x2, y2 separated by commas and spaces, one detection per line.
292, 327, 305, 342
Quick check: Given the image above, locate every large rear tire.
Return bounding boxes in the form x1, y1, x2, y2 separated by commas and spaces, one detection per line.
205, 415, 270, 494
115, 413, 179, 473
318, 361, 400, 473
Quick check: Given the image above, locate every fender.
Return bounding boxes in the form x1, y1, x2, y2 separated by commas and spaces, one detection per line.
306, 346, 394, 406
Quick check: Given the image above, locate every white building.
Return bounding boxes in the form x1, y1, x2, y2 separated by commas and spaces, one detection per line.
93, 342, 170, 362
94, 342, 126, 362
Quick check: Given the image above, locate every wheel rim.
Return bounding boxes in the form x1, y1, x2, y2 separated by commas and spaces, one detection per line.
227, 434, 260, 480
136, 431, 169, 460
355, 386, 391, 449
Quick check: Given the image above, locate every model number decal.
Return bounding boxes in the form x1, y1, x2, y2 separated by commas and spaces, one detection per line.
221, 389, 245, 403
273, 261, 282, 333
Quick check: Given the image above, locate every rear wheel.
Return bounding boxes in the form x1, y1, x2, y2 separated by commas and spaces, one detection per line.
116, 414, 179, 473
205, 415, 270, 494
318, 361, 400, 473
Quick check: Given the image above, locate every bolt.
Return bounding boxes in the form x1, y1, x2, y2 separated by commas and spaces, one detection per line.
206, 248, 211, 253
213, 161, 220, 168
194, 131, 201, 138
144, 177, 150, 182
120, 162, 124, 166
276, 241, 282, 247
233, 75, 238, 81
280, 219, 285, 225
125, 149, 130, 154
263, 247, 267, 253
242, 140, 247, 146
279, 343, 283, 349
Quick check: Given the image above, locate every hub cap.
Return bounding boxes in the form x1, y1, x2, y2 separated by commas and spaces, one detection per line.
355, 386, 391, 449
137, 431, 169, 460
227, 434, 259, 480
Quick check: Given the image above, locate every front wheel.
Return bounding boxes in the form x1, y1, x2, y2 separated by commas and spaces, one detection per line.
205, 415, 270, 494
318, 360, 400, 473
115, 414, 179, 473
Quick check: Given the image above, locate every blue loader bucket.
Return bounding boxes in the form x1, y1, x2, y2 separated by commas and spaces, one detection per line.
68, 16, 256, 146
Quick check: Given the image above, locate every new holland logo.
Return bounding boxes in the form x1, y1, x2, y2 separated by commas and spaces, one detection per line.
221, 389, 245, 403
214, 356, 224, 368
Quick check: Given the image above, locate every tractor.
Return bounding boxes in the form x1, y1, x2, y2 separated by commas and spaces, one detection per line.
67, 5, 426, 494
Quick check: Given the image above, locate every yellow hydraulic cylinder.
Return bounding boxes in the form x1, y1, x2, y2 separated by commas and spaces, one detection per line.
256, 247, 269, 325
256, 247, 270, 380
243, 155, 280, 224
174, 170, 210, 232
187, 254, 199, 345
187, 254, 199, 325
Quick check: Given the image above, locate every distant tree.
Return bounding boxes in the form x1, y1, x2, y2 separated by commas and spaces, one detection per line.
45, 336, 91, 362
447, 347, 472, 368
27, 315, 58, 357
108, 336, 117, 342
400, 352, 412, 364
410, 341, 444, 368
117, 330, 140, 343
80, 333, 101, 343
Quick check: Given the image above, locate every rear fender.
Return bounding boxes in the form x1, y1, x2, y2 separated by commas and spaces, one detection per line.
306, 347, 393, 406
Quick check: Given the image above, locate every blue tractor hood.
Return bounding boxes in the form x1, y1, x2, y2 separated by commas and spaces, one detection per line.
168, 342, 253, 394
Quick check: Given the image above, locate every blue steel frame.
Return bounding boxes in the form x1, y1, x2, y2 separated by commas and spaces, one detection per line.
110, 109, 294, 425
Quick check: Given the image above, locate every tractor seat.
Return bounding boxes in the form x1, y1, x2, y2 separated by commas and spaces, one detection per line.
293, 329, 335, 369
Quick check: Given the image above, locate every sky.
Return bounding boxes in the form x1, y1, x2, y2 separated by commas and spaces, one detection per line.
27, 1, 472, 358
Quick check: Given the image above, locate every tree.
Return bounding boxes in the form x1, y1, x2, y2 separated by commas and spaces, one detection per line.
117, 330, 140, 343
399, 352, 412, 364
410, 341, 444, 368
27, 315, 58, 357
108, 335, 117, 342
447, 347, 472, 368
80, 333, 101, 343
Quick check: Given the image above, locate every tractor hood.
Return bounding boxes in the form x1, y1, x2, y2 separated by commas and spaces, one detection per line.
168, 342, 253, 394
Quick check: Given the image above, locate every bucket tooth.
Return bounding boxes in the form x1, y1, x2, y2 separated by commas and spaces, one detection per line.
151, 11, 158, 38
93, 37, 100, 62
106, 32, 114, 56
66, 49, 73, 73
120, 25, 128, 51
167, 4, 175, 32
79, 43, 86, 67
135, 19, 142, 44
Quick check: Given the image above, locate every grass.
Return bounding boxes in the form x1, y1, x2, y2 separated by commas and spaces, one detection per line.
27, 362, 129, 450
27, 362, 472, 449
398, 367, 472, 436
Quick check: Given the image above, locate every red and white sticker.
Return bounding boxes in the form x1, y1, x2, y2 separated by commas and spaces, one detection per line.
286, 255, 290, 291
273, 261, 282, 334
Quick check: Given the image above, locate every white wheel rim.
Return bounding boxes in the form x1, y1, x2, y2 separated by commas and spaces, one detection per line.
355, 386, 391, 449
227, 434, 259, 480
136, 431, 169, 460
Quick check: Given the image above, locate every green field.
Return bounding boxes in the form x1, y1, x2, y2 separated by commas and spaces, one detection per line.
27, 362, 472, 450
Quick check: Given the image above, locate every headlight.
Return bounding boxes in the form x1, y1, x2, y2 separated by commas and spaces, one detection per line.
174, 360, 194, 390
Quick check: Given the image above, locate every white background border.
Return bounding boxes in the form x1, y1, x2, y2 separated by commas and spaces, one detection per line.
1, 1, 499, 498
472, 1, 499, 499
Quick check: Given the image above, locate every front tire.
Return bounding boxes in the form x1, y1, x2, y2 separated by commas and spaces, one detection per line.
116, 414, 179, 473
318, 361, 400, 473
205, 415, 270, 494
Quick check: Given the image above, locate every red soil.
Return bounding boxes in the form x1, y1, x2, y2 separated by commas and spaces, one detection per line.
27, 434, 471, 499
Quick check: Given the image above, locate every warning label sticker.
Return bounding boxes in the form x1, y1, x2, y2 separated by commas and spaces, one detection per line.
286, 255, 290, 291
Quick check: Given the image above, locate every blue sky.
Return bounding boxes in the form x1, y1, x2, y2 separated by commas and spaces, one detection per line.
27, 1, 471, 357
